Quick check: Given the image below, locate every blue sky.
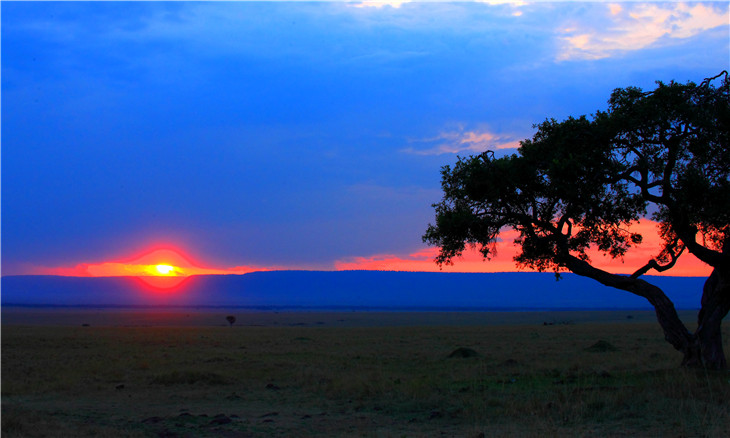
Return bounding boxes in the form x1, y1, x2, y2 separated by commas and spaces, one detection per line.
2, 1, 728, 275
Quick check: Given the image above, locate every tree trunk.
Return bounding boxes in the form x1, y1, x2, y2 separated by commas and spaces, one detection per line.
562, 255, 696, 361
692, 269, 730, 370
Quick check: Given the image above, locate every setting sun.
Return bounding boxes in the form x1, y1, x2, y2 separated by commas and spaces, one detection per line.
155, 264, 176, 275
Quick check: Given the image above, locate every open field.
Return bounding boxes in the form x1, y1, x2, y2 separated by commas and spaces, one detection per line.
0, 307, 693, 328
3, 310, 729, 437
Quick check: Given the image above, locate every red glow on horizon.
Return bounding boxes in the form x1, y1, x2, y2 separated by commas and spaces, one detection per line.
335, 219, 712, 277
24, 219, 712, 291
35, 246, 268, 290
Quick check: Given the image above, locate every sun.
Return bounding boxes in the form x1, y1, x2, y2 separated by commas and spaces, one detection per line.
155, 264, 176, 276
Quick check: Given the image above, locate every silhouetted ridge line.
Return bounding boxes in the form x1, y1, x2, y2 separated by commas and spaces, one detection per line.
1, 271, 702, 309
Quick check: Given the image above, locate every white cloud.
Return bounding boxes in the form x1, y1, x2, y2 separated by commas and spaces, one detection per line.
403, 126, 522, 155
558, 2, 729, 61
350, 0, 527, 7
475, 0, 528, 5
475, 0, 527, 17
350, 1, 409, 8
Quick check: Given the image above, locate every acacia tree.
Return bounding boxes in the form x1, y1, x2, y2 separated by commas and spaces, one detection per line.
424, 72, 729, 369
607, 72, 729, 368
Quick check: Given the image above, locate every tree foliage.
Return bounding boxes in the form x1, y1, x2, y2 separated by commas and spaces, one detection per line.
424, 72, 729, 368
607, 73, 730, 267
424, 114, 646, 274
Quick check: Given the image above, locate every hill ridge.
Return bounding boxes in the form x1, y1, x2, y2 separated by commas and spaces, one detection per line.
1, 271, 703, 309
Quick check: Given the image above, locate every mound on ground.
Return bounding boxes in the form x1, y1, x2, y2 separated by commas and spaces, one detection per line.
447, 347, 479, 358
585, 340, 618, 352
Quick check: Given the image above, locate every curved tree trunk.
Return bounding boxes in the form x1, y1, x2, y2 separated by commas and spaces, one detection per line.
562, 255, 697, 361
692, 269, 730, 370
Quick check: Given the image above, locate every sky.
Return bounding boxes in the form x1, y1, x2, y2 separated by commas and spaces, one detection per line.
2, 1, 728, 278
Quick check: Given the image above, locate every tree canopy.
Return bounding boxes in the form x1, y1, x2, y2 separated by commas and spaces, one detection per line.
424, 72, 729, 368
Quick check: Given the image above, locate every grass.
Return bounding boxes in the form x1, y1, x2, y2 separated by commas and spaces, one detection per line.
150, 370, 228, 386
2, 314, 729, 437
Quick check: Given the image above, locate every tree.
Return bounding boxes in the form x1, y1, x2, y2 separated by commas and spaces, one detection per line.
424, 72, 729, 369
606, 72, 730, 368
226, 315, 236, 327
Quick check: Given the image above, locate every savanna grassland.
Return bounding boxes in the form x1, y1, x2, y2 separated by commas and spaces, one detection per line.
2, 310, 729, 437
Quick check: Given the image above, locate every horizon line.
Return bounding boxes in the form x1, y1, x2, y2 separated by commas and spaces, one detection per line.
1, 269, 711, 279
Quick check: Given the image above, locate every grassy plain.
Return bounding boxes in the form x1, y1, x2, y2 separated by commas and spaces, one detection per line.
2, 310, 729, 437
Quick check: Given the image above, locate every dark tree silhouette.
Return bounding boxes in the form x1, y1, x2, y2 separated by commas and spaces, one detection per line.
226, 315, 236, 327
424, 72, 729, 369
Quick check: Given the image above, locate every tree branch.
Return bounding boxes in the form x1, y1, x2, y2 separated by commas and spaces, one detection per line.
561, 254, 694, 354
624, 174, 664, 203
630, 241, 685, 279
671, 219, 726, 267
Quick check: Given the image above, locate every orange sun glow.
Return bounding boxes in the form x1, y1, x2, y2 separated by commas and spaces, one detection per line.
37, 246, 265, 290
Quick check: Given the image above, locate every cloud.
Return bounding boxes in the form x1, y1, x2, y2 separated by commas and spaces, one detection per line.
351, 0, 528, 8
350, 1, 409, 8
403, 126, 522, 155
336, 219, 712, 277
558, 2, 729, 61
477, 1, 528, 4
476, 0, 527, 16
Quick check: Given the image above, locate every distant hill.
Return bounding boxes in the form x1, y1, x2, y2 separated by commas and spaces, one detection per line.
1, 271, 705, 309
